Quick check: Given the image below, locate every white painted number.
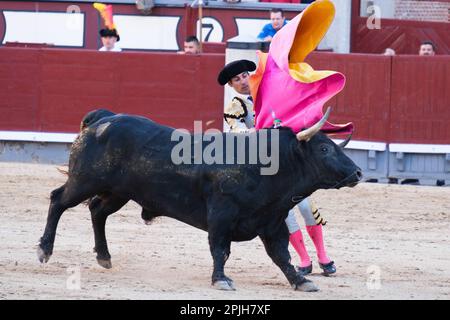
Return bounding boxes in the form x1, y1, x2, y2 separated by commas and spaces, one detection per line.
366, 5, 381, 30
196, 17, 224, 42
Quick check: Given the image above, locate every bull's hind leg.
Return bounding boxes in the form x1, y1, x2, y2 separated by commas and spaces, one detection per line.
89, 194, 128, 269
260, 224, 319, 292
208, 229, 233, 291
207, 198, 237, 291
38, 182, 97, 263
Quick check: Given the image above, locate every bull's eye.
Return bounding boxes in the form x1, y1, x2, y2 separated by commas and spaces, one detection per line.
320, 146, 329, 153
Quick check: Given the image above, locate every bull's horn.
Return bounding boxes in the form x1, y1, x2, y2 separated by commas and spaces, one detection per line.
339, 133, 353, 148
296, 107, 331, 141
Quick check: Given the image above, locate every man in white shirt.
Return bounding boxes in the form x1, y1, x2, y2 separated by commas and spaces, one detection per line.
219, 60, 256, 133
99, 28, 122, 52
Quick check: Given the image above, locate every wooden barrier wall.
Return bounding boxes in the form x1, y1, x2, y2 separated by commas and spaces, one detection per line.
351, 0, 450, 55
306, 52, 392, 142
307, 52, 450, 144
0, 47, 449, 144
0, 47, 225, 132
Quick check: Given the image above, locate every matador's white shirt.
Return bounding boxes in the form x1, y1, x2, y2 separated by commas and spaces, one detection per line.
223, 92, 255, 133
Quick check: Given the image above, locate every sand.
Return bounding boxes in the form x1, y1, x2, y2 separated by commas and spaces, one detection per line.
0, 162, 449, 300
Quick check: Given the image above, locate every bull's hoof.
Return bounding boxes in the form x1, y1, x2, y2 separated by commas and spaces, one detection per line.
293, 280, 319, 292
212, 275, 235, 291
143, 219, 152, 226
37, 246, 51, 263
213, 280, 236, 291
97, 258, 112, 269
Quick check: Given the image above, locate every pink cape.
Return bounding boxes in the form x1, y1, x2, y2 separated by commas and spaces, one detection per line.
250, 0, 353, 135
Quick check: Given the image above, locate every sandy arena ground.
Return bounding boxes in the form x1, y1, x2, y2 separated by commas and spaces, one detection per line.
0, 162, 449, 300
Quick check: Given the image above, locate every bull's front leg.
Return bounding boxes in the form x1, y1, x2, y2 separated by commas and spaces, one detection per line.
260, 223, 319, 292
38, 183, 95, 263
207, 198, 237, 291
38, 186, 66, 263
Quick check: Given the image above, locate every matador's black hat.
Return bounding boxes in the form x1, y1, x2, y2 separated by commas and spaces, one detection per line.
217, 59, 256, 85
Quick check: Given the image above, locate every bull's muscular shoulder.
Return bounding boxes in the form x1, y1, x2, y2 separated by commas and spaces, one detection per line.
80, 114, 172, 150
208, 166, 261, 200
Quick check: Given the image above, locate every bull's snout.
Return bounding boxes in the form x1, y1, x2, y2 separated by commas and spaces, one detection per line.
346, 168, 363, 187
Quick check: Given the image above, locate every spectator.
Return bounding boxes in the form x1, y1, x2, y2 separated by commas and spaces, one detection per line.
99, 28, 121, 52
383, 48, 396, 56
94, 3, 121, 52
257, 8, 287, 42
182, 36, 200, 54
419, 41, 436, 56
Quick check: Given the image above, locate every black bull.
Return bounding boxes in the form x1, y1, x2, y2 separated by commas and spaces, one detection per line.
37, 110, 362, 292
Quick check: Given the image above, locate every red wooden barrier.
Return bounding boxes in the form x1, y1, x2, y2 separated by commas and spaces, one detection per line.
0, 48, 40, 131
306, 52, 392, 142
0, 47, 225, 133
390, 55, 450, 144
351, 0, 450, 55
0, 47, 449, 144
307, 53, 450, 143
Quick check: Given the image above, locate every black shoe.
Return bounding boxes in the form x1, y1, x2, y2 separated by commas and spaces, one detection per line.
297, 263, 312, 276
319, 261, 336, 276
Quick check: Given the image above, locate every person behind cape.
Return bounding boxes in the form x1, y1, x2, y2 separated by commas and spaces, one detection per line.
247, 0, 358, 275
219, 59, 336, 276
220, 60, 256, 133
